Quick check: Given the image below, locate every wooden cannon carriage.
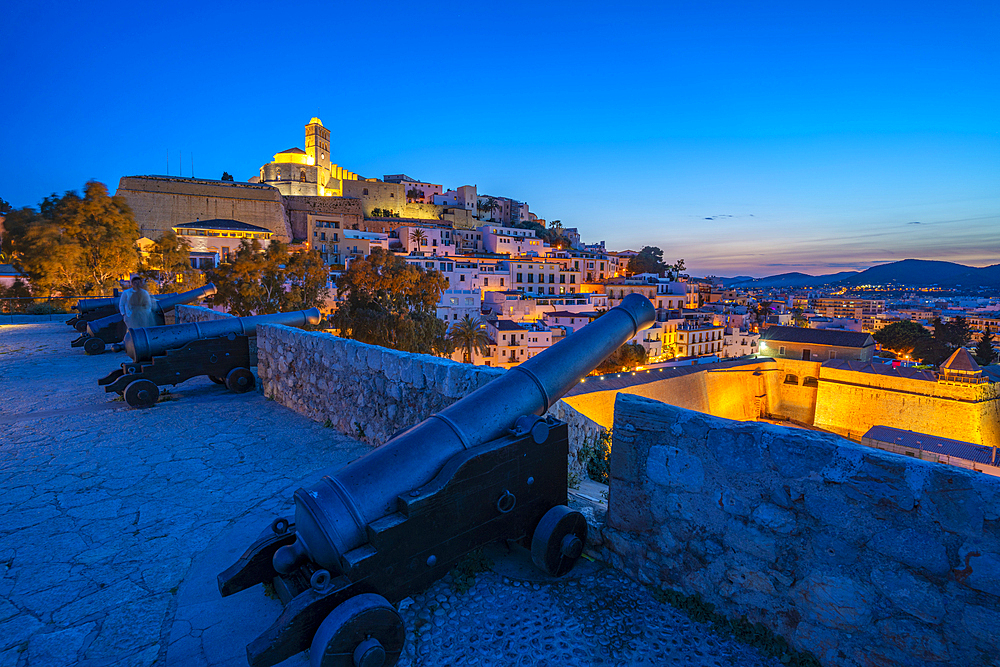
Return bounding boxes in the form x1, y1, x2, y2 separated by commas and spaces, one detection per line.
217, 294, 656, 667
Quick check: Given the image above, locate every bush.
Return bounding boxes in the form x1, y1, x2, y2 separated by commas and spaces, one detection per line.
25, 301, 70, 315
577, 430, 612, 484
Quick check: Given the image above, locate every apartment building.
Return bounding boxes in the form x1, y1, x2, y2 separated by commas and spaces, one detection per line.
811, 298, 885, 319
481, 225, 549, 256
506, 258, 581, 295
675, 323, 725, 358
394, 225, 456, 255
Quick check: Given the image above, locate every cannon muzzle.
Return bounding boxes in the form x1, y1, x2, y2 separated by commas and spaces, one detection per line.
273, 293, 655, 576
75, 296, 117, 313
123, 308, 322, 362
84, 284, 217, 337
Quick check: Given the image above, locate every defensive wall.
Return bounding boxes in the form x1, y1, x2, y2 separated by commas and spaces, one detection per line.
254, 323, 598, 480
561, 357, 999, 449
283, 196, 364, 242
116, 176, 293, 242
814, 364, 1000, 447
604, 392, 1000, 667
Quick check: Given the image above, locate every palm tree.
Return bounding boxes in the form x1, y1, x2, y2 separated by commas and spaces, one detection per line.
409, 228, 427, 251
449, 315, 491, 364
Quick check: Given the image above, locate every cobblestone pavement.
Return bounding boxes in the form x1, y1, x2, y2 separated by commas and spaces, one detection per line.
1, 321, 783, 667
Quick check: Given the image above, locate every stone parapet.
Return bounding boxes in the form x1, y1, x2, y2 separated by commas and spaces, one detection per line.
175, 305, 235, 323
257, 324, 504, 445
604, 392, 1000, 667
255, 324, 600, 476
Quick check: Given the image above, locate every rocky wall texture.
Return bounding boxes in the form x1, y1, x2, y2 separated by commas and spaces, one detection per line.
174, 305, 235, 323
255, 324, 602, 475
603, 392, 1000, 667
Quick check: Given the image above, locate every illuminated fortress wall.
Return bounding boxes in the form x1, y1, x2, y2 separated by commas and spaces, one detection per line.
116, 176, 293, 242
815, 365, 1000, 448
560, 358, 999, 449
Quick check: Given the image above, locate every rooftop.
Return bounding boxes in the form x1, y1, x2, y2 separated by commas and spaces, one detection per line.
761, 325, 875, 348
823, 359, 937, 381
939, 347, 982, 374
863, 425, 998, 466
173, 219, 272, 233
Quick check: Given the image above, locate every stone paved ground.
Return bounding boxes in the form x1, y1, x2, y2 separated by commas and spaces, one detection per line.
1, 321, 783, 667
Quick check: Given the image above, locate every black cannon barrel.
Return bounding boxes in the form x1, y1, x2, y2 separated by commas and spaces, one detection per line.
124, 308, 322, 362
85, 284, 217, 337
85, 284, 216, 336
273, 293, 655, 575
75, 296, 117, 313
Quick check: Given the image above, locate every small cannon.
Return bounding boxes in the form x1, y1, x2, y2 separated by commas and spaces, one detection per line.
217, 293, 655, 667
98, 308, 321, 408
71, 284, 217, 355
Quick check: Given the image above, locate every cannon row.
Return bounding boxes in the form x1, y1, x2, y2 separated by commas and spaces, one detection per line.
71, 284, 217, 354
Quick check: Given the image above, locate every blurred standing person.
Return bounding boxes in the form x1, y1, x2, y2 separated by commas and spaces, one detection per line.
119, 275, 159, 330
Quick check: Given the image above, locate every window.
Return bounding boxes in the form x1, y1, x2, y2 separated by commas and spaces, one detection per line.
459, 275, 465, 282
570, 276, 576, 284
500, 278, 505, 286
363, 188, 369, 195
779, 346, 786, 355
300, 170, 307, 182
784, 374, 799, 385
484, 278, 489, 286
803, 377, 819, 387
517, 273, 523, 282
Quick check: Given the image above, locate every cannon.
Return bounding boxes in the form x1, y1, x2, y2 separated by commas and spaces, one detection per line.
71, 284, 218, 355
216, 293, 655, 667
67, 292, 172, 332
98, 308, 321, 408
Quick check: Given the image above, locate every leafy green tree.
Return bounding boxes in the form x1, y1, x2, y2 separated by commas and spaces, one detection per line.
221, 172, 234, 181
0, 197, 12, 215
595, 342, 647, 375
12, 182, 140, 296
448, 315, 491, 363
331, 247, 449, 354
874, 320, 932, 357
209, 240, 328, 316
947, 316, 972, 348
0, 278, 32, 313
792, 307, 807, 327
974, 331, 995, 366
628, 246, 668, 276
668, 259, 686, 280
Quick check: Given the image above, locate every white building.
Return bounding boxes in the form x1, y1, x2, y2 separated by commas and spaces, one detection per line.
432, 185, 477, 211
722, 327, 760, 359
481, 225, 549, 257
394, 225, 456, 255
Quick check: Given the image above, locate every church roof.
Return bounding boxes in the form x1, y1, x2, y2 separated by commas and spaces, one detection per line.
308, 117, 323, 126
761, 325, 875, 348
276, 147, 306, 155
939, 347, 982, 374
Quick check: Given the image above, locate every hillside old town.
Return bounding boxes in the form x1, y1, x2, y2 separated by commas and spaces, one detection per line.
2, 115, 1000, 667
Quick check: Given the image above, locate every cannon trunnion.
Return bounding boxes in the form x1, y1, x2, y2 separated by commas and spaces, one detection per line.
218, 418, 583, 667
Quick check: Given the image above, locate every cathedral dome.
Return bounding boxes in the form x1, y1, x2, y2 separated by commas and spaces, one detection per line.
309, 117, 323, 126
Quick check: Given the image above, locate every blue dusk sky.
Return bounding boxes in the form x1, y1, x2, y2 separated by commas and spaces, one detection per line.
1, 0, 997, 277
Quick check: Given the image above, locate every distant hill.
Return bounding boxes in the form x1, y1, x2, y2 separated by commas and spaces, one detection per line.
726, 271, 858, 288
837, 260, 1000, 288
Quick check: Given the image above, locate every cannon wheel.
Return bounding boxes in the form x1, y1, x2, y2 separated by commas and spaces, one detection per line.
531, 505, 588, 577
124, 379, 160, 408
225, 367, 255, 393
309, 593, 404, 667
83, 337, 106, 355
208, 375, 226, 385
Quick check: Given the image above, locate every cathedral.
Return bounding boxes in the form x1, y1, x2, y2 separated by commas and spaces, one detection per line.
254, 118, 361, 197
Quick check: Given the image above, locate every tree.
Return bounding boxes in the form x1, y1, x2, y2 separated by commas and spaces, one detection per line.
947, 316, 972, 349
409, 228, 428, 251
12, 182, 140, 296
406, 188, 424, 201
0, 197, 12, 215
141, 230, 204, 292
595, 342, 647, 375
209, 240, 328, 316
975, 331, 995, 366
478, 197, 499, 222
0, 278, 32, 313
448, 315, 491, 364
331, 247, 449, 354
874, 320, 931, 357
221, 172, 234, 181
628, 246, 667, 276
668, 259, 686, 280
792, 307, 807, 327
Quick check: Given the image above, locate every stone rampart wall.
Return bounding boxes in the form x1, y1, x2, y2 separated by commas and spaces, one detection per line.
254, 324, 601, 475
116, 176, 292, 242
604, 392, 1000, 667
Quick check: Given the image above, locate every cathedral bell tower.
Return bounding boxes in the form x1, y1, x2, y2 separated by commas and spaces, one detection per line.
305, 117, 332, 195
